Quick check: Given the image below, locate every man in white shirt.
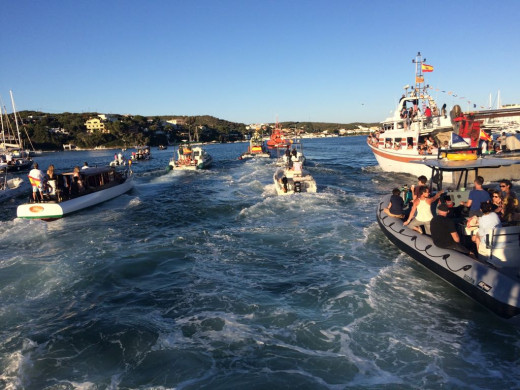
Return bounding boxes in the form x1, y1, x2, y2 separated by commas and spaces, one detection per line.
28, 162, 44, 202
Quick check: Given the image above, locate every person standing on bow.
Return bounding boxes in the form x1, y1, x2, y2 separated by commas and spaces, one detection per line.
404, 186, 444, 234
28, 162, 44, 202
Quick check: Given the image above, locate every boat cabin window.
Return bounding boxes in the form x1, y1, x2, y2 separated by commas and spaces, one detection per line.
86, 174, 99, 188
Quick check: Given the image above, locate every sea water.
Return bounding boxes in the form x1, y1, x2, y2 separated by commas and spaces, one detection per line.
0, 137, 519, 389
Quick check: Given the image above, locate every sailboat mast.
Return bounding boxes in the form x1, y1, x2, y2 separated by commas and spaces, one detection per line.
0, 105, 5, 147
9, 90, 23, 150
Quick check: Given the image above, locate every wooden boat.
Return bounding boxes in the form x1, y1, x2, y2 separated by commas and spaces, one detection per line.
17, 167, 133, 221
377, 157, 520, 322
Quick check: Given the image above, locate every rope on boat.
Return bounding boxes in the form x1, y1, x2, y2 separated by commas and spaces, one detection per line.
378, 202, 473, 273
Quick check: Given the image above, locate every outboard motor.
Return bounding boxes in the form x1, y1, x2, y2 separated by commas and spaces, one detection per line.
294, 181, 302, 193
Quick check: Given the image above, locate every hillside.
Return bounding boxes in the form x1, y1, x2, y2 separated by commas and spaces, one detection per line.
11, 111, 376, 150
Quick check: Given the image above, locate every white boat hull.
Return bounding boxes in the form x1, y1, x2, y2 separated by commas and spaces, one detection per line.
0, 177, 29, 203
369, 143, 520, 183
17, 176, 133, 220
240, 152, 270, 159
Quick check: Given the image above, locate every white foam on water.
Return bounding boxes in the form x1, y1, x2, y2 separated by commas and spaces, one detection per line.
0, 338, 38, 390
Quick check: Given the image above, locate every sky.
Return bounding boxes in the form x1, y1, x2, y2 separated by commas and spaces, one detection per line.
1, 0, 519, 124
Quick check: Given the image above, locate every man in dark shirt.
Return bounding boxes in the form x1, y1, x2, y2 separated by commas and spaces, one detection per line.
430, 204, 472, 255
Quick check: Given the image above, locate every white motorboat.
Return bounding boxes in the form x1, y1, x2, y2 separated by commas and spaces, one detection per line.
0, 170, 28, 203
168, 143, 213, 170
273, 162, 316, 195
17, 167, 133, 221
367, 52, 520, 183
109, 151, 126, 167
377, 157, 520, 322
131, 147, 151, 161
276, 136, 306, 167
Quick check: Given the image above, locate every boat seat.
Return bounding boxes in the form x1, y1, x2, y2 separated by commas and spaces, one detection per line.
483, 225, 520, 268
293, 162, 302, 176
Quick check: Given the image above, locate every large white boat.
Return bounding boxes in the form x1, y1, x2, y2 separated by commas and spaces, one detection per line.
367, 52, 520, 182
168, 143, 213, 170
273, 162, 316, 195
17, 167, 133, 221
377, 157, 520, 323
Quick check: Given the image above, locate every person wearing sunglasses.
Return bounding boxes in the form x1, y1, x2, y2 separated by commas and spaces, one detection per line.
490, 189, 503, 215
499, 179, 519, 224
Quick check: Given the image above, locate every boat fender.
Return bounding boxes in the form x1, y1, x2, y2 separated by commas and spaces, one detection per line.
294, 181, 302, 193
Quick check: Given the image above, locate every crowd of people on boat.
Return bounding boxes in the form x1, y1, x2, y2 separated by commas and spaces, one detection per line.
367, 130, 519, 156
282, 145, 301, 169
384, 174, 520, 258
131, 148, 150, 160
398, 102, 439, 130
28, 162, 89, 202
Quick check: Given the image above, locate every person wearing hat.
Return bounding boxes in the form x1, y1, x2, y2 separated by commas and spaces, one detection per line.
430, 203, 473, 256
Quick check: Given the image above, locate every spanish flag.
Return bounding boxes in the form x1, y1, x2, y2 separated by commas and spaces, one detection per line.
422, 64, 434, 72
28, 176, 41, 188
480, 130, 491, 142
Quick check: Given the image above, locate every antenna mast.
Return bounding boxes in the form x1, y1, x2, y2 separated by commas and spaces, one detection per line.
412, 52, 426, 96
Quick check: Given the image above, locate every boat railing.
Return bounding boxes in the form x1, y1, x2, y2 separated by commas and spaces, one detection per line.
484, 226, 520, 270
436, 146, 481, 160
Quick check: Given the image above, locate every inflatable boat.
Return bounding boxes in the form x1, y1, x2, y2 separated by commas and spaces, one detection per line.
377, 157, 520, 323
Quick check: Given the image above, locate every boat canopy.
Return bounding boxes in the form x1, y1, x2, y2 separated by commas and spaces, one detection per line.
411, 157, 520, 191
410, 157, 520, 172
